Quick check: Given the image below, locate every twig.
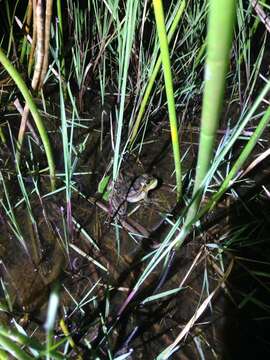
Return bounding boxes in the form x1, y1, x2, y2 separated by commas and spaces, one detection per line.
14, 98, 41, 146
39, 0, 53, 89
252, 0, 270, 33
31, 0, 44, 89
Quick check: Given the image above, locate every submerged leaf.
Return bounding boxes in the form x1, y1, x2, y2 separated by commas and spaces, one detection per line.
98, 175, 111, 201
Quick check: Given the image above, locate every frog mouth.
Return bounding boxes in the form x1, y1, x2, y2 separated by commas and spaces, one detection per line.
147, 178, 158, 191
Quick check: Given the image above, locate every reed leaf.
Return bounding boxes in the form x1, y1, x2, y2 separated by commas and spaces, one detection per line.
0, 48, 56, 190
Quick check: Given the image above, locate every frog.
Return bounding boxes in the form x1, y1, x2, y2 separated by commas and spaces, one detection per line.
108, 173, 158, 219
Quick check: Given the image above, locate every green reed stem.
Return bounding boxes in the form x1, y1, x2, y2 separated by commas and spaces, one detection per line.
152, 0, 182, 200
182, 0, 236, 230
57, 0, 66, 84
130, 0, 186, 146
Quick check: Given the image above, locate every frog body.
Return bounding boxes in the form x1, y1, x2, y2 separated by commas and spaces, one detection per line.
108, 173, 158, 218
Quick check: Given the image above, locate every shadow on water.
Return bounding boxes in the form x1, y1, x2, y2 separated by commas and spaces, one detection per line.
220, 160, 270, 359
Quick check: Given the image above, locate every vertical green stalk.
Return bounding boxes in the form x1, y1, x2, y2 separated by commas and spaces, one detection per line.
129, 0, 186, 145
20, 1, 33, 64
113, 0, 140, 179
57, 0, 66, 82
57, 0, 63, 49
5, 0, 20, 57
152, 0, 182, 200
182, 0, 236, 231
0, 48, 56, 190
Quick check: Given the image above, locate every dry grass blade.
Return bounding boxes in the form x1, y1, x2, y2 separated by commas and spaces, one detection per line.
158, 259, 234, 358
240, 147, 270, 178
252, 0, 270, 33
13, 98, 41, 145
